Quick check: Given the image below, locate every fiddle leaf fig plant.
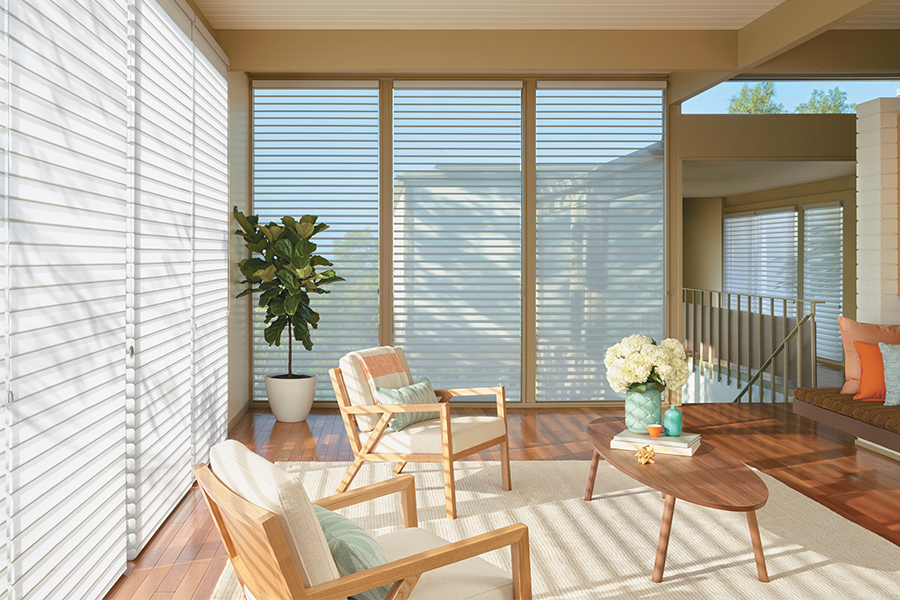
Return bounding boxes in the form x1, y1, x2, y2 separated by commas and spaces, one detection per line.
233, 208, 344, 377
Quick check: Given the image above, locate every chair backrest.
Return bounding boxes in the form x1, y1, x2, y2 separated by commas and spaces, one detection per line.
194, 463, 308, 600
207, 441, 343, 595
338, 346, 413, 431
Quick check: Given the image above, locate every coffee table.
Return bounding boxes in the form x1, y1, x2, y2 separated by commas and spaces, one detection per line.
584, 416, 769, 583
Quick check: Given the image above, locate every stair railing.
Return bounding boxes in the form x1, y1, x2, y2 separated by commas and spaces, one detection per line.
682, 289, 820, 403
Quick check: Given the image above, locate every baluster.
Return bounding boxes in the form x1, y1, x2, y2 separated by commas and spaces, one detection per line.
736, 294, 742, 390
783, 298, 789, 403
717, 291, 722, 382
810, 302, 817, 388
796, 300, 803, 390
770, 297, 775, 403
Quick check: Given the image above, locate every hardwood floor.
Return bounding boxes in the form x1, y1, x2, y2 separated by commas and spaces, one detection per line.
104, 403, 900, 600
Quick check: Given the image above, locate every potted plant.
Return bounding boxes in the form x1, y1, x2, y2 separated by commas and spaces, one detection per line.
233, 209, 344, 422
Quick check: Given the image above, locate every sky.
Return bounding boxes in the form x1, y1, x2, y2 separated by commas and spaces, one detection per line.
682, 80, 900, 113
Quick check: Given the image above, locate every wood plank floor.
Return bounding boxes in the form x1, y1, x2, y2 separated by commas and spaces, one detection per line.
104, 403, 900, 600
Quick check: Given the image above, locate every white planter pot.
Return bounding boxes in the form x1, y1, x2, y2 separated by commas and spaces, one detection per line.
264, 373, 317, 422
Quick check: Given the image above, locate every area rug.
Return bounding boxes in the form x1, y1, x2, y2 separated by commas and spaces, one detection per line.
212, 460, 900, 599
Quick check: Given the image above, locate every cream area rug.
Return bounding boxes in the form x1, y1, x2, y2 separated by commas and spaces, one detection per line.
212, 460, 900, 599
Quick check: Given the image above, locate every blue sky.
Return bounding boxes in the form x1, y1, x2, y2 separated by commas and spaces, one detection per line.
683, 80, 900, 113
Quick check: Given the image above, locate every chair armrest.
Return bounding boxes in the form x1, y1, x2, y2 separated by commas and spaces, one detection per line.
313, 474, 418, 529
305, 523, 531, 600
434, 386, 507, 420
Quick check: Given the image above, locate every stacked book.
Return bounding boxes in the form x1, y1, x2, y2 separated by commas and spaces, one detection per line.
610, 429, 701, 456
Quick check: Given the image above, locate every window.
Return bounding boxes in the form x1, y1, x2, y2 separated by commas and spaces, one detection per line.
250, 80, 667, 404
803, 203, 843, 362
393, 83, 522, 398
251, 82, 380, 401
535, 84, 666, 401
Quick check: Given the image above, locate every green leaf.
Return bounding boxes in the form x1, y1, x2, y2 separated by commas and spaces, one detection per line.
235, 287, 254, 299
273, 238, 293, 259
276, 269, 299, 289
254, 264, 276, 283
269, 297, 286, 316
246, 240, 268, 254
233, 209, 255, 234
259, 287, 280, 307
238, 257, 267, 278
283, 292, 302, 316
311, 255, 333, 267
299, 215, 317, 226
297, 221, 315, 240
282, 215, 297, 230
264, 318, 288, 346
630, 383, 648, 394
300, 265, 314, 279
313, 222, 329, 236
259, 225, 284, 243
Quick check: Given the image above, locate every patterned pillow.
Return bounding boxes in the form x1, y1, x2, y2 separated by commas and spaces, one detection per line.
878, 343, 900, 407
312, 505, 390, 600
374, 377, 440, 432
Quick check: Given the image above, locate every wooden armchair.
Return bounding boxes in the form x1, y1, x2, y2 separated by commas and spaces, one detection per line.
329, 346, 512, 519
194, 444, 531, 600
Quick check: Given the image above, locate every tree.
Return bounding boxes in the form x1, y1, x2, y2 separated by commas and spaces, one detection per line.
728, 82, 784, 114
793, 87, 857, 114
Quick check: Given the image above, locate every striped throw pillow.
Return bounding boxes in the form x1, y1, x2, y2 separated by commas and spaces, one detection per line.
312, 505, 389, 600
374, 377, 440, 432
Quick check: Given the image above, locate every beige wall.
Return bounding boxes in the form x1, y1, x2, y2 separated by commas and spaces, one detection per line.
227, 71, 252, 428
683, 197, 723, 292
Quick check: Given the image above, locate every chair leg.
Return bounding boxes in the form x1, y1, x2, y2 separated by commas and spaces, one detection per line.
443, 457, 457, 520
336, 456, 364, 493
393, 462, 407, 475
500, 439, 512, 491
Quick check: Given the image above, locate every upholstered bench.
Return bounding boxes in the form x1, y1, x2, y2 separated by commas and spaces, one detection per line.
793, 387, 900, 453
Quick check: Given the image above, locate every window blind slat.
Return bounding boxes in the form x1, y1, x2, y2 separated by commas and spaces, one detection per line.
393, 87, 522, 399
724, 209, 799, 303
252, 86, 380, 402
8, 2, 128, 598
535, 87, 666, 402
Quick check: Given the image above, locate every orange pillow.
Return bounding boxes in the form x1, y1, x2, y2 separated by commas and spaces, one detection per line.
838, 317, 900, 395
853, 341, 886, 401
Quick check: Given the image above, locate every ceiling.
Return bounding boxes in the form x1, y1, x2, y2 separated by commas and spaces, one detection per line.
682, 160, 857, 198
195, 0, 900, 31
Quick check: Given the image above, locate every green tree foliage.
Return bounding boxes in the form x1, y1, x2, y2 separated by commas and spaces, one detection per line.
793, 87, 857, 114
728, 82, 784, 114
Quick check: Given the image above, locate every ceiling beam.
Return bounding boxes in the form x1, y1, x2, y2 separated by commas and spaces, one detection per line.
668, 0, 890, 104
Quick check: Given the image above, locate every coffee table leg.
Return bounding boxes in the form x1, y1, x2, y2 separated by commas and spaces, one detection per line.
652, 494, 677, 583
747, 511, 769, 582
584, 450, 601, 501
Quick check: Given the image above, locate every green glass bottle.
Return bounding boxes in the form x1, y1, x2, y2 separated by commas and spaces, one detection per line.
663, 405, 683, 437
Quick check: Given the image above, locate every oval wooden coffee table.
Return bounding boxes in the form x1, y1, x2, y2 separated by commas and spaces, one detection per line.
584, 416, 769, 583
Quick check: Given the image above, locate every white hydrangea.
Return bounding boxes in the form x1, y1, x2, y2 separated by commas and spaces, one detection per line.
604, 335, 689, 393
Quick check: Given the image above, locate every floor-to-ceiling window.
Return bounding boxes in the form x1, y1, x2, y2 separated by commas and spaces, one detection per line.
250, 79, 666, 404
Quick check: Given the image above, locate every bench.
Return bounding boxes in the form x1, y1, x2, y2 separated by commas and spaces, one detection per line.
792, 387, 900, 454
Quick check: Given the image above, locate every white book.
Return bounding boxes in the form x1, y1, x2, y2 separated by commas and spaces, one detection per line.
610, 439, 700, 456
612, 429, 701, 448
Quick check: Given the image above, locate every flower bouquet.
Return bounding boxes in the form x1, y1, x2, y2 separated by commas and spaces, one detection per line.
604, 334, 689, 433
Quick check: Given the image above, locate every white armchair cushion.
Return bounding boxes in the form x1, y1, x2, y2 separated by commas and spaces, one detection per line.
340, 347, 412, 432
209, 441, 342, 590
359, 416, 506, 455
375, 528, 512, 600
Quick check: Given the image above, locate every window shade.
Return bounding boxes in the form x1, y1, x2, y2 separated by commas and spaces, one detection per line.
252, 85, 380, 401
392, 86, 522, 399
127, 0, 194, 559
535, 87, 666, 402
723, 209, 799, 301
0, 1, 8, 594
8, 0, 128, 598
190, 31, 229, 466
803, 203, 843, 362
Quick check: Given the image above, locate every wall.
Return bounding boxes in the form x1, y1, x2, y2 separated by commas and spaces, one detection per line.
227, 71, 252, 427
856, 98, 900, 324
683, 197, 723, 291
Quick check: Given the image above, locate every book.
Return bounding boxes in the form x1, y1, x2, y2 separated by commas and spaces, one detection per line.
612, 429, 701, 448
610, 438, 700, 456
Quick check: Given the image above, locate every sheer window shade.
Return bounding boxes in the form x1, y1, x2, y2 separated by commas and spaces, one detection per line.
803, 203, 843, 362
8, 0, 128, 598
535, 86, 666, 402
723, 209, 799, 304
0, 1, 8, 594
392, 85, 522, 399
252, 84, 380, 401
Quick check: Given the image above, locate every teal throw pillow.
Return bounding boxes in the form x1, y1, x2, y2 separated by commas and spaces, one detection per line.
312, 505, 389, 600
374, 377, 440, 432
879, 343, 900, 406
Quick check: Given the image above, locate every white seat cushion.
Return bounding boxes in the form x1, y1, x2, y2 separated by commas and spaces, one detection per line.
360, 416, 506, 455
376, 528, 512, 600
209, 441, 342, 591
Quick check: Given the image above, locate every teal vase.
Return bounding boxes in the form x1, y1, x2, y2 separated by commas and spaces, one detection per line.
625, 387, 662, 433
664, 405, 683, 437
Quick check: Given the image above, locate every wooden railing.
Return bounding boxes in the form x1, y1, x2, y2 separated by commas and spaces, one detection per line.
682, 289, 821, 403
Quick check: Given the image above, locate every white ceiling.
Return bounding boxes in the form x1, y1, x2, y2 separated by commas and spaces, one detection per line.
682, 160, 857, 198
195, 0, 900, 31
196, 0, 785, 31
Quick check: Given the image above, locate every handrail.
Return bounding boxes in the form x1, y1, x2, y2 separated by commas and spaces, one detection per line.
732, 314, 811, 403
683, 288, 821, 403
